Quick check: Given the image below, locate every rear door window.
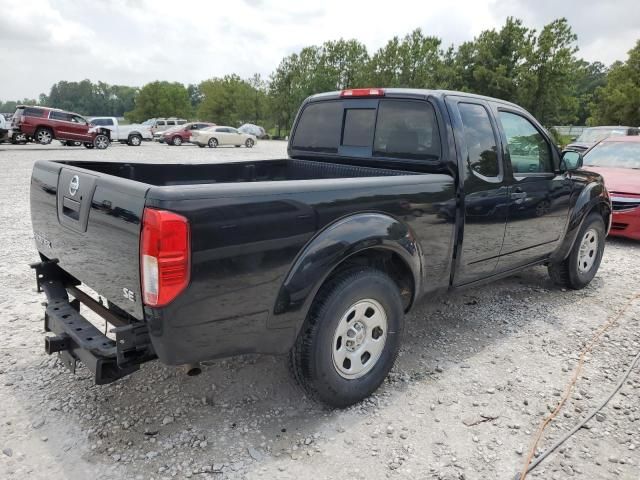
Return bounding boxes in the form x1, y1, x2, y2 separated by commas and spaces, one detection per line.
373, 100, 440, 160
458, 103, 500, 178
23, 107, 45, 117
167, 120, 176, 126
291, 101, 341, 153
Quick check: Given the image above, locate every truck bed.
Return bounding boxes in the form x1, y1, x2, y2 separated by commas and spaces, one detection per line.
54, 159, 414, 186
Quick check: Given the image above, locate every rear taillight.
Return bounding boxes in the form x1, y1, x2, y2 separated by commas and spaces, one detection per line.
140, 208, 190, 307
340, 88, 385, 97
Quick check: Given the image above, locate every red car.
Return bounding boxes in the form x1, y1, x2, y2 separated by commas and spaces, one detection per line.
162, 122, 215, 146
582, 136, 640, 240
11, 105, 111, 149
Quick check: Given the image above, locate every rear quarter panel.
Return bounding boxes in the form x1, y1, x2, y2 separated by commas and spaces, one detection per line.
145, 174, 455, 364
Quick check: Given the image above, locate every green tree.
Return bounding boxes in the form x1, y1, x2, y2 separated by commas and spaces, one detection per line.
368, 29, 443, 88
589, 40, 640, 125
197, 74, 258, 126
517, 18, 579, 125
125, 81, 192, 122
451, 18, 533, 100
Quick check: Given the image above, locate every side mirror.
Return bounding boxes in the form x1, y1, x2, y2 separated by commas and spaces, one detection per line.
561, 150, 583, 171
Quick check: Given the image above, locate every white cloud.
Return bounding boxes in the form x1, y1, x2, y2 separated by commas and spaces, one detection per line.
0, 0, 637, 100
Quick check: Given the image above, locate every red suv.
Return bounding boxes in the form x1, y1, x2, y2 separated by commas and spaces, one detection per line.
161, 122, 216, 146
12, 106, 111, 149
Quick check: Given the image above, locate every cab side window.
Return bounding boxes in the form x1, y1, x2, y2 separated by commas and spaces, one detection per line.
499, 111, 552, 174
458, 103, 499, 178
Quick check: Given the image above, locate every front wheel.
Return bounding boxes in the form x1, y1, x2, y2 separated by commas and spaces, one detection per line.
245, 138, 254, 148
128, 134, 142, 146
289, 268, 404, 408
93, 134, 110, 149
172, 136, 182, 146
548, 212, 605, 289
208, 137, 218, 148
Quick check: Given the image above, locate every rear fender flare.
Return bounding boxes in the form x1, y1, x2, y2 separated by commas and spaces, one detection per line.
551, 181, 611, 262
268, 213, 422, 335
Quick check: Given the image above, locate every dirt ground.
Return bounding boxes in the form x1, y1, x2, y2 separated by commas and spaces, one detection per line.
0, 141, 638, 480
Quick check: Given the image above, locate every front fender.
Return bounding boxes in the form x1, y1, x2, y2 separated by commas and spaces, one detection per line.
551, 178, 611, 262
268, 213, 422, 333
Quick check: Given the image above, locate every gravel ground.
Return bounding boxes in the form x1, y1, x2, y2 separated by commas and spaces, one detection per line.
1, 141, 639, 480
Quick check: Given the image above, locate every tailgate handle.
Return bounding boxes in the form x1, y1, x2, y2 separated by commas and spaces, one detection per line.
62, 197, 81, 221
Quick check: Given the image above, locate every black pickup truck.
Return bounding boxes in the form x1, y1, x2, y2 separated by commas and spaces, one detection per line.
30, 88, 611, 407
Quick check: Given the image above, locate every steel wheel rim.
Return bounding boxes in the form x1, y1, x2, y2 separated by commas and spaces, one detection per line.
95, 136, 109, 149
174, 137, 181, 146
131, 136, 141, 146
246, 139, 253, 148
332, 299, 388, 379
37, 130, 51, 143
577, 228, 598, 273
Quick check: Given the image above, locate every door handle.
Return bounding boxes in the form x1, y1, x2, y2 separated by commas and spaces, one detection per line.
511, 187, 527, 200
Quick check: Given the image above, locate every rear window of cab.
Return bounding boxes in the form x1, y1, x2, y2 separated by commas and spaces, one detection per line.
291, 99, 441, 161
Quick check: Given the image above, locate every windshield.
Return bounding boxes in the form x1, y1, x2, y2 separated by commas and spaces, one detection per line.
142, 119, 154, 126
584, 141, 640, 169
576, 128, 627, 143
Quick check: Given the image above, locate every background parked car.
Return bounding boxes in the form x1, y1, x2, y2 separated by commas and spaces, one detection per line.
238, 123, 269, 139
143, 117, 188, 140
191, 126, 256, 148
0, 113, 8, 143
565, 126, 639, 152
161, 122, 216, 146
11, 105, 111, 149
89, 117, 153, 146
581, 136, 640, 240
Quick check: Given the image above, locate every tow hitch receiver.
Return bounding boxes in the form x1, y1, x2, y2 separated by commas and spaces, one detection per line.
32, 260, 156, 385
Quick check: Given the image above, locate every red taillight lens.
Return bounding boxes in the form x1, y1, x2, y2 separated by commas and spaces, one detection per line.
340, 88, 385, 97
140, 208, 190, 307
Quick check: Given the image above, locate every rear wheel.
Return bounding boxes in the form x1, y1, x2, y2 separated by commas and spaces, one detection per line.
245, 138, 254, 148
128, 134, 142, 146
208, 137, 218, 148
12, 132, 27, 144
172, 136, 182, 146
289, 268, 404, 407
35, 127, 53, 145
548, 212, 605, 289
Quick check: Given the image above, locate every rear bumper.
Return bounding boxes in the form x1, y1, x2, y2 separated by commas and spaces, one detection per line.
33, 260, 156, 384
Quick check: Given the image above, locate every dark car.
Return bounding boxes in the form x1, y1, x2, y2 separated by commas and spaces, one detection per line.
12, 105, 111, 149
161, 122, 216, 146
581, 136, 640, 240
29, 88, 611, 407
565, 126, 639, 153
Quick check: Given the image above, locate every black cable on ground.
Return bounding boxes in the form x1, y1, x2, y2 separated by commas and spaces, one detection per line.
515, 349, 640, 480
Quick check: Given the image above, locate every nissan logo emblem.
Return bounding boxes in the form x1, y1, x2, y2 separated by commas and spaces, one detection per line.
69, 175, 80, 196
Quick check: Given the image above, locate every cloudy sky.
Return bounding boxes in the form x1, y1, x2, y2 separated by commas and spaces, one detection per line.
1, 0, 638, 100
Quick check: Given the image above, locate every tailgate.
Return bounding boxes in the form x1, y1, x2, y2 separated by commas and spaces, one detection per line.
30, 160, 149, 319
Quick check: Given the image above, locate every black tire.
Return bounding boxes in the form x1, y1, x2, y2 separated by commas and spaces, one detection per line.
93, 134, 110, 150
84, 143, 94, 149
208, 137, 218, 148
289, 268, 404, 408
245, 138, 254, 148
172, 136, 182, 146
548, 212, 605, 289
197, 143, 205, 148
128, 134, 142, 146
35, 127, 53, 145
